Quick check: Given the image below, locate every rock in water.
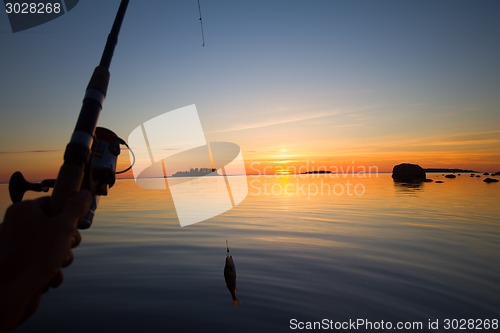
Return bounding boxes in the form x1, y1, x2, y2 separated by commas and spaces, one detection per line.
445, 174, 456, 179
483, 177, 499, 183
392, 163, 426, 182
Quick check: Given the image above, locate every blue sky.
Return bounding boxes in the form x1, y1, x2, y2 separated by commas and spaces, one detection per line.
1, 0, 500, 181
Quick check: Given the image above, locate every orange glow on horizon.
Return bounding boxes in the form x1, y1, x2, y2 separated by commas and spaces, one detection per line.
1, 149, 499, 183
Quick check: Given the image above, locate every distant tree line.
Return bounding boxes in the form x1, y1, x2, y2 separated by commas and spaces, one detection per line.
172, 168, 217, 177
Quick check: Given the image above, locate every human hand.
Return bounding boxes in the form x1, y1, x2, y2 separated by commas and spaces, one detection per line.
0, 190, 92, 333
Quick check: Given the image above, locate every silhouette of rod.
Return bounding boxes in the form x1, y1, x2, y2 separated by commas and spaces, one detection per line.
100, 0, 130, 69
50, 0, 129, 214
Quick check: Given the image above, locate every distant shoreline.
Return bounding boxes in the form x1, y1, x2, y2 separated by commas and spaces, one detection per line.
423, 168, 477, 173
1, 169, 490, 184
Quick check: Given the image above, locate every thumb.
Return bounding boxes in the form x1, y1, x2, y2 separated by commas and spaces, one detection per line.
55, 190, 93, 229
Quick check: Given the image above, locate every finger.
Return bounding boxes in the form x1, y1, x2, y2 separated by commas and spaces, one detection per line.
3, 199, 40, 224
35, 196, 51, 214
71, 230, 82, 248
56, 190, 92, 230
65, 190, 92, 218
61, 250, 74, 268
49, 270, 64, 289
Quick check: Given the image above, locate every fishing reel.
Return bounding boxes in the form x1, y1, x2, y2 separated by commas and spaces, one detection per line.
8, 127, 133, 229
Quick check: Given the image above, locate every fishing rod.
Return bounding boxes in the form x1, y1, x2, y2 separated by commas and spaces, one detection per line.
9, 0, 131, 228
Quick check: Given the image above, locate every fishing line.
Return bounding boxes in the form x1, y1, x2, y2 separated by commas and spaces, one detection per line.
197, 0, 205, 46
116, 139, 135, 174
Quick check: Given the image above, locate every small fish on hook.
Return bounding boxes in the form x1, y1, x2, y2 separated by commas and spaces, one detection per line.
224, 240, 239, 305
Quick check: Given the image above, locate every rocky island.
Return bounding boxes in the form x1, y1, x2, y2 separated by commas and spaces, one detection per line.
172, 168, 218, 177
301, 170, 332, 174
392, 163, 427, 182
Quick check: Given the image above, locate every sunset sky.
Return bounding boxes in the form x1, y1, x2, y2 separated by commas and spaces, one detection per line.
1, 0, 499, 183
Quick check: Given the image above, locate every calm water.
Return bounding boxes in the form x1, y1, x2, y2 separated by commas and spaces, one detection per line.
1, 174, 499, 332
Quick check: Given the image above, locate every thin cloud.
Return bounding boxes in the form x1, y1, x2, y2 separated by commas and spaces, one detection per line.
0, 149, 62, 154
211, 107, 373, 134
408, 130, 500, 148
214, 111, 337, 133
343, 130, 500, 152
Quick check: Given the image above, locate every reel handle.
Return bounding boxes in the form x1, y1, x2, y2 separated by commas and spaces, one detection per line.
9, 170, 95, 229
9, 171, 55, 203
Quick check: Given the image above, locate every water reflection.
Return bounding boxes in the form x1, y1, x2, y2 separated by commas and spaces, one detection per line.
0, 175, 499, 333
224, 240, 239, 305
393, 181, 424, 196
